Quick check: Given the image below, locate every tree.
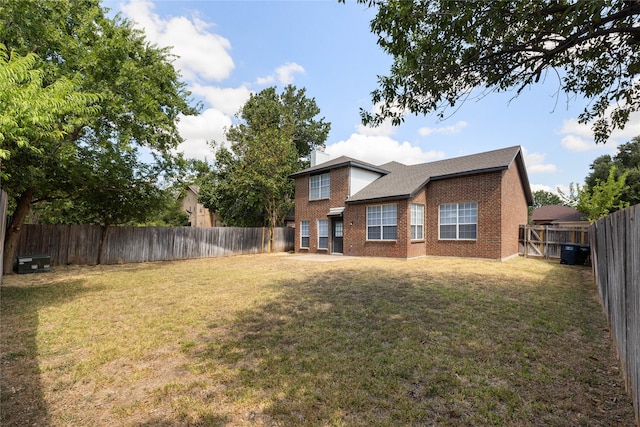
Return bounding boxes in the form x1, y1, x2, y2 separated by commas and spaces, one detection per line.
532, 190, 563, 209
199, 85, 330, 250
585, 136, 640, 206
345, 0, 640, 143
577, 166, 629, 222
72, 145, 170, 264
0, 44, 99, 168
27, 144, 174, 262
1, 1, 198, 273
557, 183, 582, 208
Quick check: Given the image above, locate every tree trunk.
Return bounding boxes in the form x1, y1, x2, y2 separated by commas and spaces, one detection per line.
2, 188, 35, 275
267, 198, 277, 253
268, 225, 274, 253
97, 224, 110, 265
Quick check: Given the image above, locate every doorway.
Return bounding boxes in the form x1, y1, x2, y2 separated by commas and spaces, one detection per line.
331, 219, 343, 254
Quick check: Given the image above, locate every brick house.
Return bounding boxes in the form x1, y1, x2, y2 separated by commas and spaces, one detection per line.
290, 146, 533, 260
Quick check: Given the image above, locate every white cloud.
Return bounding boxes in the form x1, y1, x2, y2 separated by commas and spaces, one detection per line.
560, 134, 594, 152
356, 121, 396, 137
528, 163, 558, 173
276, 62, 305, 85
190, 84, 251, 116
558, 109, 640, 152
522, 147, 557, 174
120, 0, 234, 82
256, 62, 305, 86
118, 1, 244, 161
175, 109, 232, 160
530, 184, 558, 194
325, 134, 445, 166
255, 75, 275, 85
418, 121, 468, 137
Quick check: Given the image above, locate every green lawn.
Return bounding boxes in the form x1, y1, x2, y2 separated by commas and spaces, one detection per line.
0, 254, 635, 426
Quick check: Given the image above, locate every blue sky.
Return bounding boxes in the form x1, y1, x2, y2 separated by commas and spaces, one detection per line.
103, 0, 639, 194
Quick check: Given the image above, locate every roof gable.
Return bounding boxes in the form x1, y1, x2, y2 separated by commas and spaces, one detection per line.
289, 155, 389, 178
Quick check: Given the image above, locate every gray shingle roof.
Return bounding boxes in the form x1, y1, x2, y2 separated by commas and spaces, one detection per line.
291, 146, 533, 206
531, 205, 585, 222
289, 155, 389, 178
348, 146, 530, 204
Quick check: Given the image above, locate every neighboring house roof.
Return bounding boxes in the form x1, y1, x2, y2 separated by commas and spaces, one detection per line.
187, 185, 200, 194
531, 205, 585, 223
342, 146, 531, 205
289, 155, 390, 178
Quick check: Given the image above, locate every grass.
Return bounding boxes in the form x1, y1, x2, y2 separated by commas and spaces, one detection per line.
0, 254, 635, 426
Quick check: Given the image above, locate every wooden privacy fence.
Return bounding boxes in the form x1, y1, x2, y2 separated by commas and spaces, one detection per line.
14, 224, 295, 267
589, 204, 640, 425
518, 224, 589, 259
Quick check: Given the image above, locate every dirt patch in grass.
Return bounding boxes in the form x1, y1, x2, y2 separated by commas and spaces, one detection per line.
1, 255, 635, 426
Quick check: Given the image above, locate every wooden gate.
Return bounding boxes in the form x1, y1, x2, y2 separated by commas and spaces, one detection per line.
519, 225, 589, 259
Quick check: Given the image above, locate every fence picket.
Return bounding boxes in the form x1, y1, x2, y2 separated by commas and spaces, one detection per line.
13, 225, 294, 267
590, 204, 640, 426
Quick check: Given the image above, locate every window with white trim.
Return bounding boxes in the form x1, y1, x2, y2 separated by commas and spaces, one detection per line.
367, 204, 397, 240
410, 204, 424, 240
317, 219, 328, 249
309, 173, 330, 200
300, 221, 310, 248
439, 202, 477, 240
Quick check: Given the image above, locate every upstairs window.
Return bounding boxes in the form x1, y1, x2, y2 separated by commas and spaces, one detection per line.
367, 204, 397, 240
309, 173, 330, 200
439, 202, 478, 240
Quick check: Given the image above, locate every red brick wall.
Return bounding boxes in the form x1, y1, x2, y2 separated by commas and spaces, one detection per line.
295, 161, 529, 260
344, 201, 410, 258
500, 163, 529, 259
407, 191, 427, 258
294, 166, 350, 254
425, 172, 503, 259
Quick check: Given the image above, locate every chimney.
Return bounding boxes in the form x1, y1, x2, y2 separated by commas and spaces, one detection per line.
310, 149, 331, 167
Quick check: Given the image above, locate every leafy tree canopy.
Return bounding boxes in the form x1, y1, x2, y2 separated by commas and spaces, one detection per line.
532, 190, 564, 209
585, 136, 640, 206
0, 45, 99, 167
199, 85, 330, 234
346, 0, 640, 143
577, 165, 629, 222
0, 0, 198, 271
557, 183, 582, 208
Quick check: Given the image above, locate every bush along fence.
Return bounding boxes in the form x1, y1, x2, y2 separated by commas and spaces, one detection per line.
14, 224, 295, 268
518, 224, 589, 259
589, 203, 640, 425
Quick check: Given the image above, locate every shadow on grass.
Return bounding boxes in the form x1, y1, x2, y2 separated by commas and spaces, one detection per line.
0, 279, 97, 427
175, 263, 634, 426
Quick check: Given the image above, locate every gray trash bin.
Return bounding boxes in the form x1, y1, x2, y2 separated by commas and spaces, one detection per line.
560, 244, 578, 265
576, 245, 590, 265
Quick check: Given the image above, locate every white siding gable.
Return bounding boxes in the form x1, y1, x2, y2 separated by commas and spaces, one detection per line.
350, 167, 383, 197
